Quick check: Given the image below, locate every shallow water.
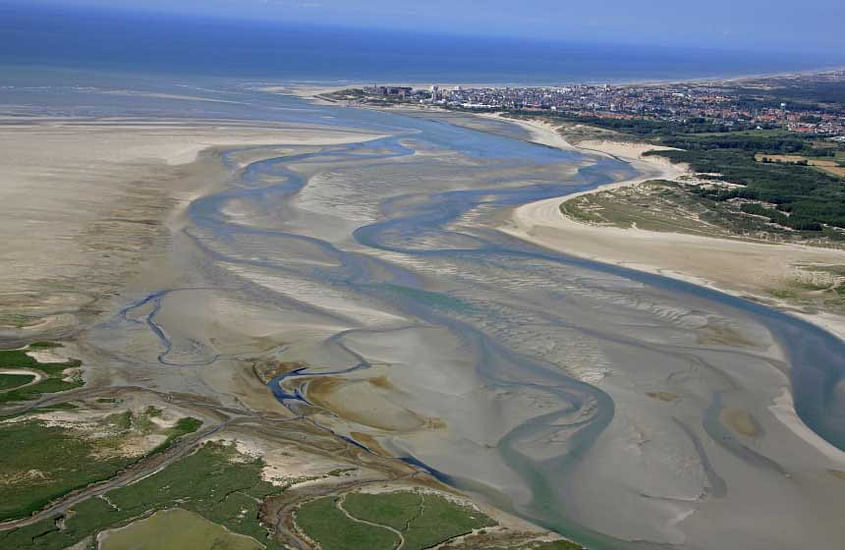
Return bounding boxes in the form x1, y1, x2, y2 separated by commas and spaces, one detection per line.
18, 79, 842, 548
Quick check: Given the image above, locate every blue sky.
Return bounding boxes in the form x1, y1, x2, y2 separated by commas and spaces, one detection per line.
16, 0, 845, 53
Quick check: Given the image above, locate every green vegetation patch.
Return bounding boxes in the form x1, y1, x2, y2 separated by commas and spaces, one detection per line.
402, 493, 496, 549
644, 133, 845, 231
559, 180, 781, 239
153, 417, 204, 454
0, 407, 202, 523
0, 378, 84, 405
0, 346, 83, 406
296, 496, 400, 550
27, 342, 63, 350
559, 180, 728, 235
38, 402, 79, 411
519, 111, 759, 136
530, 110, 845, 233
302, 490, 497, 550
764, 264, 845, 309
0, 420, 135, 521
0, 442, 285, 550
0, 349, 39, 369
100, 508, 263, 550
0, 373, 36, 391
526, 542, 587, 550
343, 490, 422, 532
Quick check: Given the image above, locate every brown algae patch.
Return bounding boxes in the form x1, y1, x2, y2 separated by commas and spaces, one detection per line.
646, 391, 679, 403
721, 408, 759, 437
368, 375, 395, 389
252, 360, 305, 384
696, 321, 759, 348
306, 376, 427, 432
828, 469, 845, 481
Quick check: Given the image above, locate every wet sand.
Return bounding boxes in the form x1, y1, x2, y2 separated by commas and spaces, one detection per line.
502, 118, 845, 340
3, 86, 845, 550
0, 119, 386, 343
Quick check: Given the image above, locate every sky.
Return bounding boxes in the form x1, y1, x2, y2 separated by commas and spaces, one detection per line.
14, 0, 845, 54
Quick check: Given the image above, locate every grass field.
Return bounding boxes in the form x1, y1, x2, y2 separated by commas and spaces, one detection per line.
0, 442, 285, 550
0, 378, 84, 405
343, 490, 421, 531
0, 349, 39, 369
0, 420, 136, 521
754, 153, 845, 178
100, 508, 263, 550
295, 490, 497, 550
0, 373, 36, 391
560, 179, 845, 247
401, 493, 496, 550
559, 181, 730, 236
0, 406, 203, 523
296, 496, 400, 550
0, 345, 84, 406
524, 111, 845, 230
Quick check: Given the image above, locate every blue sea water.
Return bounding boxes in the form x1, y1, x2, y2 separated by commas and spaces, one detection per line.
1, 3, 843, 85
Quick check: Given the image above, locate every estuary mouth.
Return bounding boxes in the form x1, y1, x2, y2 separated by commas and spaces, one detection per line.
2, 14, 845, 547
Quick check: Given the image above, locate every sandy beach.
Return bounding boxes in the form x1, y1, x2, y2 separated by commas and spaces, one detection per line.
3, 84, 845, 550
500, 116, 845, 340
0, 119, 386, 342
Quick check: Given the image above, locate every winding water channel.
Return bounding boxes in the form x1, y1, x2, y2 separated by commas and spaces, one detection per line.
103, 91, 845, 548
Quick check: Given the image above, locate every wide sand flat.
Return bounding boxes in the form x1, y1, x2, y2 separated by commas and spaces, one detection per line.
4, 93, 845, 550
0, 120, 385, 341
501, 119, 845, 339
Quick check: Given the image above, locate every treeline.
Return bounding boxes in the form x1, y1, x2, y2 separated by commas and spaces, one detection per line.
658, 132, 813, 154
736, 81, 845, 108
759, 157, 809, 165
650, 146, 845, 229
513, 111, 763, 136
527, 109, 845, 232
738, 203, 822, 231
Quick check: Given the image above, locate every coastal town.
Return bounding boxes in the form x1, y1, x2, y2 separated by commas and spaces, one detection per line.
346, 70, 845, 136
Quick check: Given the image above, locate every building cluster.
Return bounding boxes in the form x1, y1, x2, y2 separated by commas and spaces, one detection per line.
365, 72, 845, 136
364, 85, 415, 98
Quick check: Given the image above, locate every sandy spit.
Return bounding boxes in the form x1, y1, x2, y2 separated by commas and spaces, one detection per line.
493, 115, 845, 465
497, 116, 845, 341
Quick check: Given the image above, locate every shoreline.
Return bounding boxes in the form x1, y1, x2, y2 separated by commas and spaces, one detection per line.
496, 115, 845, 465
290, 97, 845, 467
4, 81, 845, 548
498, 115, 845, 342
0, 119, 389, 343
274, 64, 845, 99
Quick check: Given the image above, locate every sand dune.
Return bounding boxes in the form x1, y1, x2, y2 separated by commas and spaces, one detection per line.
500, 118, 845, 340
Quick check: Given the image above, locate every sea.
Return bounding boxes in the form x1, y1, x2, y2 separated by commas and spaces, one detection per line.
3, 6, 845, 547
1, 2, 844, 86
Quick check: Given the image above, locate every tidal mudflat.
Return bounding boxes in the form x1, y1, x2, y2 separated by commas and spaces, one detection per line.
1, 79, 844, 549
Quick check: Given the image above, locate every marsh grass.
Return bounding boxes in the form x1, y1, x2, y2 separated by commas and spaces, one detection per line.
0, 442, 284, 550
297, 491, 497, 550
0, 345, 83, 405
0, 411, 202, 524
0, 373, 35, 391
296, 496, 400, 550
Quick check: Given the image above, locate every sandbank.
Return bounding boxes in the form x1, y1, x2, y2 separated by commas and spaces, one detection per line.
499, 117, 845, 340
0, 120, 386, 341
